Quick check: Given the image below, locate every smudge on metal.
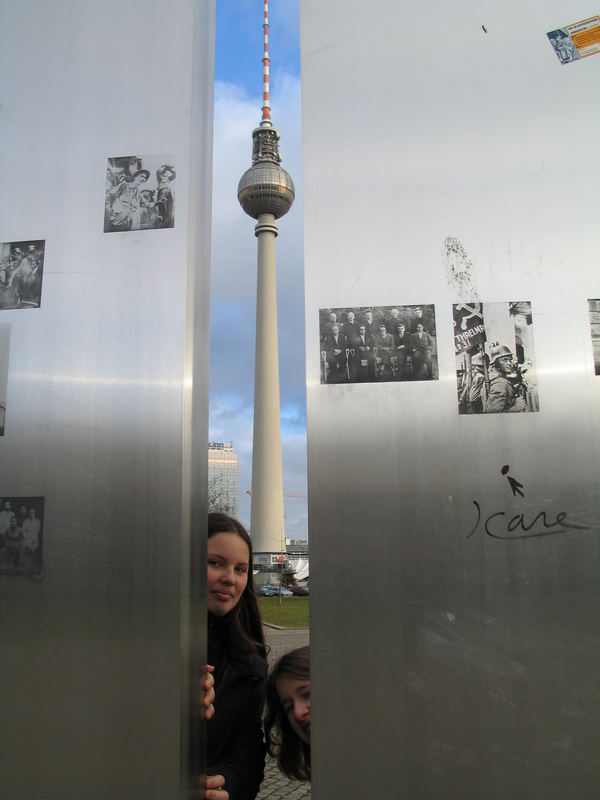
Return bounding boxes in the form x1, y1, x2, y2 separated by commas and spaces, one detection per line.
444, 236, 478, 301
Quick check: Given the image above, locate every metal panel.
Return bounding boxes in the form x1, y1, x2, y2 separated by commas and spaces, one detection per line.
301, 1, 600, 797
0, 2, 214, 798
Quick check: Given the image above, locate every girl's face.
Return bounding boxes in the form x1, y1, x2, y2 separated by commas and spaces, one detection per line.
276, 676, 311, 745
207, 532, 249, 616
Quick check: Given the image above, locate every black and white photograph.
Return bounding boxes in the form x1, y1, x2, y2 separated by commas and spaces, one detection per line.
104, 154, 176, 233
0, 496, 44, 576
454, 301, 539, 415
0, 240, 45, 310
546, 16, 600, 64
587, 299, 600, 375
546, 28, 580, 64
320, 304, 438, 384
0, 324, 10, 435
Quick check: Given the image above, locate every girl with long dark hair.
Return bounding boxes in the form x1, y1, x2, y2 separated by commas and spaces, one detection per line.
264, 646, 311, 782
205, 513, 267, 800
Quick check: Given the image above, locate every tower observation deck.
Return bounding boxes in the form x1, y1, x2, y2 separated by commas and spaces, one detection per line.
238, 126, 295, 220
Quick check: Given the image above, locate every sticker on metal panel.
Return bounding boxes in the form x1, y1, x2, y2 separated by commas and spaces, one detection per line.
547, 16, 600, 64
587, 299, 600, 375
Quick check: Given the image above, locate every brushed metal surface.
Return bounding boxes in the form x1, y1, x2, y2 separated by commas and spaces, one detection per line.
301, 1, 600, 797
0, 2, 214, 798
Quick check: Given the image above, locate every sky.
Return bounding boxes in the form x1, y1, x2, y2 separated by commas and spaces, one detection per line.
210, 1, 307, 540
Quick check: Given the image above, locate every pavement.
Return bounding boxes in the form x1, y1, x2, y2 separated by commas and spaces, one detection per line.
263, 625, 310, 666
256, 626, 311, 800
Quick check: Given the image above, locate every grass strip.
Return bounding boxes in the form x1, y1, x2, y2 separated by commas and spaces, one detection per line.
258, 596, 310, 628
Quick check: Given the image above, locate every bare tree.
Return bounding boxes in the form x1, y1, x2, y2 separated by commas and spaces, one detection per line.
281, 565, 297, 588
207, 476, 236, 515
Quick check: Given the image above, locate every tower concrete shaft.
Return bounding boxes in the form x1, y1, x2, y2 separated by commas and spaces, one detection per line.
250, 213, 285, 553
237, 1, 294, 559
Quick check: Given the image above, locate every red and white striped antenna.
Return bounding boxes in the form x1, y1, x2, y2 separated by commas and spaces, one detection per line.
261, 1, 271, 123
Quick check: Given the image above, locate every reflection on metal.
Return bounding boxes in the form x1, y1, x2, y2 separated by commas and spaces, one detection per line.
0, 2, 215, 799
302, 1, 600, 797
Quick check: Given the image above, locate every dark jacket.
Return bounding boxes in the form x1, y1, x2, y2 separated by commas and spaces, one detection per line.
207, 613, 267, 800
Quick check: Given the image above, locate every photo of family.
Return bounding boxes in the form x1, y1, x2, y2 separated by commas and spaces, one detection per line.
320, 304, 438, 384
0, 496, 44, 576
454, 301, 539, 414
104, 154, 176, 233
0, 240, 45, 310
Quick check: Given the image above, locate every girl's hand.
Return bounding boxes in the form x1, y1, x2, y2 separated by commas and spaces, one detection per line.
199, 665, 215, 720
203, 774, 229, 800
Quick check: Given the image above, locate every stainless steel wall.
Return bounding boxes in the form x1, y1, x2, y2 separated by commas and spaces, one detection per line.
301, 1, 600, 797
0, 2, 214, 798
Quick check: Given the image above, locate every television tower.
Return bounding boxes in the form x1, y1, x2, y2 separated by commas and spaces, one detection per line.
238, 1, 295, 564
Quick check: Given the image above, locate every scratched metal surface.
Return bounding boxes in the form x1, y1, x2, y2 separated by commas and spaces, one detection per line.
0, 2, 214, 798
301, 0, 600, 797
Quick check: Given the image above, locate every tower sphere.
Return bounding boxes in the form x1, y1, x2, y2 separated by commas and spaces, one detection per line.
238, 160, 295, 220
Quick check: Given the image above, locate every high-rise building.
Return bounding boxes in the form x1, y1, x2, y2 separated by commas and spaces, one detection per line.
238, 1, 294, 568
208, 442, 239, 518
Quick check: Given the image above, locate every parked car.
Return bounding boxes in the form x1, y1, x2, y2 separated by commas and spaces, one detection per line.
279, 586, 294, 597
290, 585, 309, 596
258, 585, 279, 596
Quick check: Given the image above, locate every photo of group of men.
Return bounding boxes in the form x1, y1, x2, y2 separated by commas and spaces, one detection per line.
0, 240, 45, 310
104, 155, 176, 233
455, 301, 539, 414
320, 304, 438, 384
0, 496, 44, 575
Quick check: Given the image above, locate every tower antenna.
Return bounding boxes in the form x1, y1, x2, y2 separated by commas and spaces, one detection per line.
261, 1, 271, 124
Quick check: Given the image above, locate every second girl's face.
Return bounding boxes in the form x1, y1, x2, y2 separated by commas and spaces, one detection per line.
276, 676, 311, 745
207, 531, 249, 616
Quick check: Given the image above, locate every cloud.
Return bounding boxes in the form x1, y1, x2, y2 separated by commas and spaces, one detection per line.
209, 72, 307, 540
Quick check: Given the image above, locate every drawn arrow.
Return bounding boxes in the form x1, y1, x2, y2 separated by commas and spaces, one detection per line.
501, 464, 525, 498
507, 476, 524, 498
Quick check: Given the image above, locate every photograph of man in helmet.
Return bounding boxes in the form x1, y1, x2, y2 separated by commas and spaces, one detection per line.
484, 344, 527, 413
454, 300, 539, 415
468, 351, 489, 413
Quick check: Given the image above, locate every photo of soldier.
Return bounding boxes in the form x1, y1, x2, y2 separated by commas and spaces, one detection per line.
0, 496, 44, 575
467, 351, 489, 413
320, 304, 438, 384
453, 301, 539, 415
485, 345, 528, 413
104, 154, 176, 233
0, 240, 45, 310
